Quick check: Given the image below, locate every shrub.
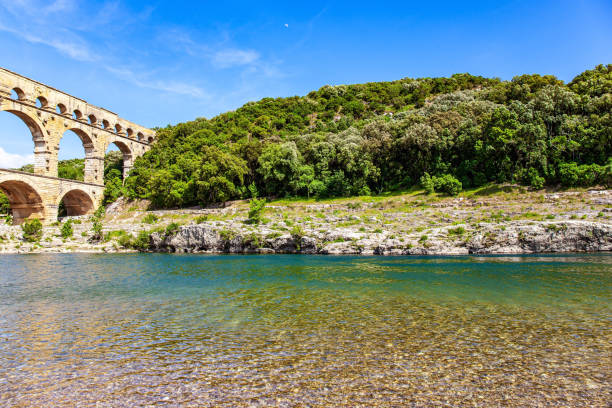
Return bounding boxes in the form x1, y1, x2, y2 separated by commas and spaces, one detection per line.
91, 220, 103, 241
165, 222, 180, 236
420, 172, 435, 194
559, 162, 607, 187
247, 198, 266, 224
89, 205, 105, 241
131, 230, 151, 251
194, 214, 208, 223
420, 173, 462, 196
448, 226, 465, 236
142, 213, 159, 224
22, 218, 43, 242
290, 224, 304, 250
434, 174, 462, 196
104, 229, 127, 242
219, 229, 237, 241
94, 205, 105, 219
60, 220, 73, 238
527, 168, 545, 190
117, 233, 133, 248
248, 182, 258, 198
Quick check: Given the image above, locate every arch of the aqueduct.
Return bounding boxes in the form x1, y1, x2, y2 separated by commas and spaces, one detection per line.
0, 67, 155, 224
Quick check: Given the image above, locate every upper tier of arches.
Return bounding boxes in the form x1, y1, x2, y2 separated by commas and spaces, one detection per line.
1, 67, 155, 143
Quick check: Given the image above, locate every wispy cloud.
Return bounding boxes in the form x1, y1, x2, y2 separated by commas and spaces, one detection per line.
0, 1, 99, 62
22, 30, 98, 62
105, 66, 207, 99
44, 0, 74, 14
157, 29, 265, 70
0, 147, 34, 168
212, 49, 260, 68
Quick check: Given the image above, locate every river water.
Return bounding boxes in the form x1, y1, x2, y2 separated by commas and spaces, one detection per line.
0, 254, 610, 407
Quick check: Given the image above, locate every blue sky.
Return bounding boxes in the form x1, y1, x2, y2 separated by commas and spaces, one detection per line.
0, 0, 611, 165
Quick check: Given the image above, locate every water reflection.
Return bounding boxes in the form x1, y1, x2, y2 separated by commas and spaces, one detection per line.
0, 254, 610, 406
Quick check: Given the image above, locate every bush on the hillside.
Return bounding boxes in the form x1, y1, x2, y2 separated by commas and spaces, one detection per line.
558, 162, 608, 187
61, 220, 73, 238
131, 230, 151, 251
22, 218, 43, 242
0, 192, 9, 214
529, 168, 545, 190
434, 174, 462, 196
89, 206, 105, 241
421, 173, 462, 196
142, 213, 158, 224
165, 222, 180, 236
420, 173, 436, 194
247, 198, 266, 224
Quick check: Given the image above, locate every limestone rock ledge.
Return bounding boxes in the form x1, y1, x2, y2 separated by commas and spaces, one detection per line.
149, 221, 612, 255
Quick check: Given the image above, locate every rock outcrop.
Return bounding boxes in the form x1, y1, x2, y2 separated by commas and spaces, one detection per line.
149, 221, 612, 255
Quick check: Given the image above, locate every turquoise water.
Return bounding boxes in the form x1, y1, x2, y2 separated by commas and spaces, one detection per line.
0, 254, 610, 406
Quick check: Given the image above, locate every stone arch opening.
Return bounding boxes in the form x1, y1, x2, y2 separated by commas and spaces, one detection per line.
0, 108, 48, 174
10, 88, 25, 100
72, 110, 83, 120
126, 128, 134, 138
101, 119, 109, 129
137, 132, 144, 141
57, 189, 94, 218
88, 114, 97, 125
56, 103, 67, 115
35, 96, 48, 109
58, 128, 100, 184
107, 140, 132, 177
0, 179, 44, 224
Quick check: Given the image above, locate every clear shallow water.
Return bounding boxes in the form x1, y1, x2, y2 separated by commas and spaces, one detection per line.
0, 254, 610, 407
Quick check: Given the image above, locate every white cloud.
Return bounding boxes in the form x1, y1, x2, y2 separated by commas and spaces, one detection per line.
44, 0, 74, 14
0, 147, 34, 169
22, 31, 98, 62
212, 49, 260, 68
0, 14, 98, 62
105, 66, 208, 99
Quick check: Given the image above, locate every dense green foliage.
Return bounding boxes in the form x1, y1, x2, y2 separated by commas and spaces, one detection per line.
102, 151, 125, 205
60, 219, 73, 238
21, 218, 42, 242
420, 173, 462, 196
0, 192, 8, 214
247, 197, 266, 224
90, 206, 105, 241
123, 65, 611, 208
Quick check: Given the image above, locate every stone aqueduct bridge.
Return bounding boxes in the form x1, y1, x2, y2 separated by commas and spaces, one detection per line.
0, 67, 155, 224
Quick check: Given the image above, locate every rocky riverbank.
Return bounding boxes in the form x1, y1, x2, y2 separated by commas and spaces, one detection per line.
149, 220, 612, 255
1, 186, 611, 255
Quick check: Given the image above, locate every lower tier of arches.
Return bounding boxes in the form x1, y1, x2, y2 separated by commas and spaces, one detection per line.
0, 169, 103, 225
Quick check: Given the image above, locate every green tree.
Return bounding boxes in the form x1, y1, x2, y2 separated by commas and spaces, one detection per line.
0, 191, 9, 214
194, 146, 247, 205
257, 142, 303, 196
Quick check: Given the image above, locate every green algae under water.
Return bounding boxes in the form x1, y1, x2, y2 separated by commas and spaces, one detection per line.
0, 253, 610, 407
